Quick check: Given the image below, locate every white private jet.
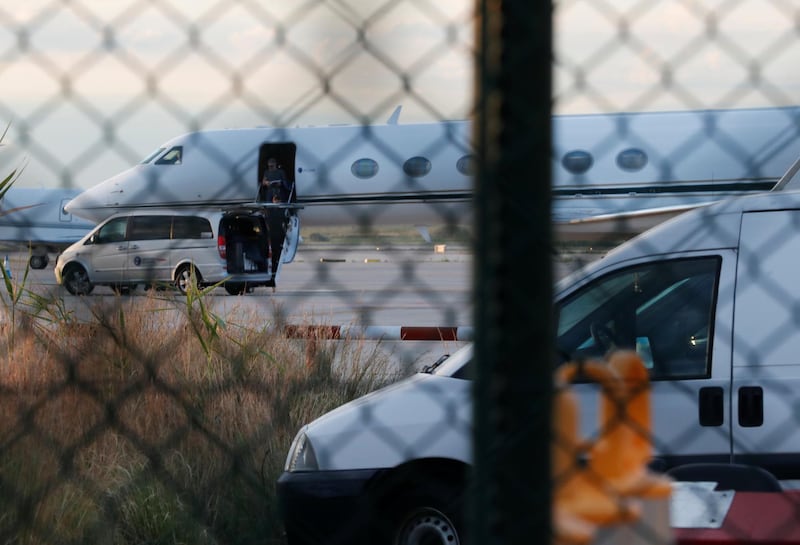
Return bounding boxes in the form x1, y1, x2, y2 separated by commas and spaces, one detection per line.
4, 105, 797, 271
0, 187, 95, 269
63, 106, 800, 242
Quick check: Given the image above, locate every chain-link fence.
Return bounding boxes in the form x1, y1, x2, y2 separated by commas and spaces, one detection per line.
1, 0, 800, 544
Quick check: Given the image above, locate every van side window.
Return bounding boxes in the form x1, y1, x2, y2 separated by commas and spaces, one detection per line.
173, 216, 213, 239
556, 257, 720, 380
128, 216, 172, 241
93, 217, 128, 244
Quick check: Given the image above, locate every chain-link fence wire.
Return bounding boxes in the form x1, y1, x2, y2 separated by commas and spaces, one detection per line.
547, 2, 800, 545
1, 0, 800, 544
0, 2, 475, 544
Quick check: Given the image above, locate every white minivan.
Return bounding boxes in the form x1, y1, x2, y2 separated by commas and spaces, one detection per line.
277, 188, 800, 544
54, 205, 300, 295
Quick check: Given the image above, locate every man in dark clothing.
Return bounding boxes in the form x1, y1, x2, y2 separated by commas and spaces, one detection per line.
258, 157, 291, 202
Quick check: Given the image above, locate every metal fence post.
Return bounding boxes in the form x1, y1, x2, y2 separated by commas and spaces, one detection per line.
472, 0, 554, 543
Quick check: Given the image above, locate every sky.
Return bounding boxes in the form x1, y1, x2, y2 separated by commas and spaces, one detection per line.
0, 0, 797, 190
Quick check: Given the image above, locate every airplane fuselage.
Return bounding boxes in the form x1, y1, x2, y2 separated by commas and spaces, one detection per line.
64, 106, 800, 231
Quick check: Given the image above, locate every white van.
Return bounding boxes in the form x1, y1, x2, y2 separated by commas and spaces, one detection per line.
54, 205, 300, 295
277, 189, 800, 544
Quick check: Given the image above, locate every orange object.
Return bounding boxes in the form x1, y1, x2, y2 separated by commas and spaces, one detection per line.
590, 350, 673, 498
552, 363, 642, 532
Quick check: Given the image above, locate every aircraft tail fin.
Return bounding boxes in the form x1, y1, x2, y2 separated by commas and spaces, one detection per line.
770, 154, 800, 192
387, 106, 402, 125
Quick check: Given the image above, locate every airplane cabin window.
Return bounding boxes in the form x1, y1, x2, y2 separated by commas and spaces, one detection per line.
155, 146, 183, 165
457, 154, 476, 176
403, 156, 432, 178
561, 150, 593, 175
616, 148, 648, 172
351, 158, 379, 179
141, 147, 166, 164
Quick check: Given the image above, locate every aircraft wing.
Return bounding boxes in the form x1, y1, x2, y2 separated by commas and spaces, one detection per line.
554, 203, 706, 241
556, 154, 800, 241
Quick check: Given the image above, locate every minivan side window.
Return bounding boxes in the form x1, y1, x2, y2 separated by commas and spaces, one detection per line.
92, 217, 128, 244
556, 257, 720, 380
173, 216, 213, 239
128, 216, 172, 241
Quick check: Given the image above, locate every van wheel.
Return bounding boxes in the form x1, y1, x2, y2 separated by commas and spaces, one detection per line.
63, 264, 94, 295
224, 282, 247, 295
370, 478, 464, 545
391, 502, 461, 545
175, 265, 201, 295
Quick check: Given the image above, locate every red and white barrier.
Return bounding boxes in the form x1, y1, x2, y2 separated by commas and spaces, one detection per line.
283, 325, 474, 341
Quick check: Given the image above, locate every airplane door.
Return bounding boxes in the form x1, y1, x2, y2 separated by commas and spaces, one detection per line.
281, 214, 300, 264
59, 199, 73, 222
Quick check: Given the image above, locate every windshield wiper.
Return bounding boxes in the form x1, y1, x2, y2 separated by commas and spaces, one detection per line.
421, 354, 450, 374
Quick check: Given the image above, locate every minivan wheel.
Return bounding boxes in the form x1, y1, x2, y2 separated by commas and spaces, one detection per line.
224, 282, 247, 295
175, 264, 201, 294
111, 284, 136, 295
63, 264, 94, 295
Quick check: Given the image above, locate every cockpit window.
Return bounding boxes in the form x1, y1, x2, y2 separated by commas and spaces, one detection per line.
155, 146, 183, 165
141, 148, 166, 164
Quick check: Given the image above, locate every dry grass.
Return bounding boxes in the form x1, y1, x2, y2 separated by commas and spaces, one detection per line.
0, 283, 402, 544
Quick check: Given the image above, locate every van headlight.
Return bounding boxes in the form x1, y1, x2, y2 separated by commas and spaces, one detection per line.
285, 429, 318, 472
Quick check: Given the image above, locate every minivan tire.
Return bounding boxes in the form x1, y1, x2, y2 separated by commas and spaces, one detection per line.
175, 264, 201, 295
224, 282, 247, 295
63, 264, 94, 295
111, 284, 136, 296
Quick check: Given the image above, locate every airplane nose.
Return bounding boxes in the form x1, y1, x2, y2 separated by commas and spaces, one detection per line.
63, 185, 109, 222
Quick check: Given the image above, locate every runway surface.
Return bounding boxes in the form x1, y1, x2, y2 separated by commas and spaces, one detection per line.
0, 245, 600, 369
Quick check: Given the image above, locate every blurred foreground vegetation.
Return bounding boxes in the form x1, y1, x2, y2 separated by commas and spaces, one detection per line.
0, 275, 403, 544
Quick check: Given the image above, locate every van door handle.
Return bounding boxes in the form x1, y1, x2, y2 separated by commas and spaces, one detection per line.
699, 386, 724, 427
738, 386, 764, 427
117, 245, 127, 251
129, 244, 139, 250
